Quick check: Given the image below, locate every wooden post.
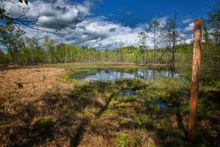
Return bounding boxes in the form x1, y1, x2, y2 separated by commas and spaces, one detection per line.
188, 18, 202, 140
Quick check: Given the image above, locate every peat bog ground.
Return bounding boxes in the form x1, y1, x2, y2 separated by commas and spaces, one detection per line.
0, 64, 219, 146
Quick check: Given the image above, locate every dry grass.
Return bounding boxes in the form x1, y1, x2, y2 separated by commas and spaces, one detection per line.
0, 67, 72, 103
0, 67, 78, 146
0, 66, 219, 146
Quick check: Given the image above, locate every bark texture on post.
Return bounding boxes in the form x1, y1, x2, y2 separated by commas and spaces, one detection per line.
188, 18, 202, 140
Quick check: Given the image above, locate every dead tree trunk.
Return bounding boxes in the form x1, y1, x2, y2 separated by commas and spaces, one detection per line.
171, 14, 177, 72
188, 18, 202, 140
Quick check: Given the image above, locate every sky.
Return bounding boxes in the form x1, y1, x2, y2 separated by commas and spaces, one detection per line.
92, 0, 216, 26
1, 0, 218, 49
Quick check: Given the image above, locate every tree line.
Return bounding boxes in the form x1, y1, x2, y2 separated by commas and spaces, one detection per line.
0, 0, 219, 71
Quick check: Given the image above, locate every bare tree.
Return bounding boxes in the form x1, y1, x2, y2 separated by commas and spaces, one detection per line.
148, 20, 161, 64
117, 41, 124, 63
138, 32, 148, 64
163, 14, 179, 73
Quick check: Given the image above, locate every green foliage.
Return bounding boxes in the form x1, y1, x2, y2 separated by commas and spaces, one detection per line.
0, 1, 219, 86
208, 1, 220, 45
0, 50, 9, 63
132, 135, 142, 146
138, 32, 148, 64
135, 114, 151, 125
0, 8, 6, 15
0, 24, 26, 63
0, 30, 219, 84
17, 47, 33, 64
117, 133, 127, 147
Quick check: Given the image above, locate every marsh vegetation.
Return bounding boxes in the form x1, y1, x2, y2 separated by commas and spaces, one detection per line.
1, 65, 219, 146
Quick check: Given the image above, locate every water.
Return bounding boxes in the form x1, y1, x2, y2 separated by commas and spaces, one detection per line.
79, 69, 182, 81
122, 90, 136, 96
153, 100, 169, 110
121, 89, 169, 110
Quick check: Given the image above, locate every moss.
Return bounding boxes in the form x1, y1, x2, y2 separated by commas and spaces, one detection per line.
64, 107, 75, 116
30, 119, 55, 144
90, 121, 101, 133
132, 134, 142, 146
149, 143, 156, 147
60, 69, 219, 146
32, 119, 54, 130
135, 114, 151, 126
102, 109, 121, 116
115, 79, 147, 90
117, 133, 127, 147
150, 103, 161, 112
82, 109, 96, 117
179, 105, 190, 113
115, 96, 136, 103
119, 118, 136, 128
155, 119, 168, 129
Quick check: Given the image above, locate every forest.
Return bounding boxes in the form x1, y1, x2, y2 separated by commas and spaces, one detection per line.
0, 0, 220, 146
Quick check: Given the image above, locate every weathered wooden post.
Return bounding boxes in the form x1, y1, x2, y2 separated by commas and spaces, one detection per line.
188, 18, 202, 140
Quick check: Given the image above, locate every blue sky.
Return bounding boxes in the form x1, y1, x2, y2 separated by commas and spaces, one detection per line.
92, 0, 217, 27
2, 0, 219, 49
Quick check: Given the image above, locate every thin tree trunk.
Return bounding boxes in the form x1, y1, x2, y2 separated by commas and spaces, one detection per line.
156, 48, 167, 64
154, 28, 156, 64
188, 18, 202, 140
145, 49, 148, 65
171, 14, 176, 70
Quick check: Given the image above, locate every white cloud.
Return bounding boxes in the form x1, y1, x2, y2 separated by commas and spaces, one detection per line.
157, 17, 168, 27
182, 18, 193, 24
3, 0, 91, 29
21, 17, 146, 49
185, 22, 194, 32
1, 0, 193, 49
21, 16, 176, 49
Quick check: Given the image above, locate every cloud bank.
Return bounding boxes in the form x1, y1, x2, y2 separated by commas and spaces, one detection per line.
2, 0, 193, 49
